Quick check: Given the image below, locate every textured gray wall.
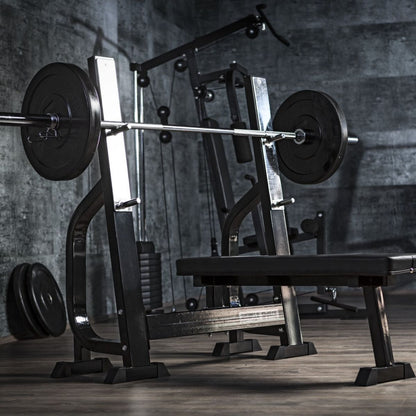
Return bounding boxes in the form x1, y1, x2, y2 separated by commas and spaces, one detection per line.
194, 0, 416, 261
0, 0, 200, 338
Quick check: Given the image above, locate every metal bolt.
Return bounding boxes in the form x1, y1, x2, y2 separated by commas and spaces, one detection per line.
122, 345, 128, 352
117, 309, 124, 315
317, 306, 323, 312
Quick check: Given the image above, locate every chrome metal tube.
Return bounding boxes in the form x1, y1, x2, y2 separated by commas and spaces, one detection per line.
133, 70, 145, 241
101, 120, 296, 140
0, 113, 52, 127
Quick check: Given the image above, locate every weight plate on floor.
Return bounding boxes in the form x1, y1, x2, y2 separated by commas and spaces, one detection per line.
7, 263, 48, 339
273, 90, 348, 184
26, 263, 67, 337
21, 63, 101, 180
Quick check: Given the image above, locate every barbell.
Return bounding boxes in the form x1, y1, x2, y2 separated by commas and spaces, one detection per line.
1, 62, 357, 183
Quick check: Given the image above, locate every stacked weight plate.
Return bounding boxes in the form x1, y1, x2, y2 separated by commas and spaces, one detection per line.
137, 242, 163, 311
6, 263, 67, 340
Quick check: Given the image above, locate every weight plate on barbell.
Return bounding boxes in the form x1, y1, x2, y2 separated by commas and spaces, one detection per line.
273, 90, 348, 184
26, 263, 67, 337
21, 63, 101, 180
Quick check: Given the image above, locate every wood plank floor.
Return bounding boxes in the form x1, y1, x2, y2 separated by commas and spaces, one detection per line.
0, 294, 415, 415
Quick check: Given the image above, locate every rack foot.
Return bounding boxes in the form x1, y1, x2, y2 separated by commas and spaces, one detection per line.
51, 358, 113, 378
104, 362, 170, 384
212, 339, 261, 356
266, 342, 317, 360
355, 362, 415, 386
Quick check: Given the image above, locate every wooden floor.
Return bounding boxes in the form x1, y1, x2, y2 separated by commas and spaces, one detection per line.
1, 294, 416, 415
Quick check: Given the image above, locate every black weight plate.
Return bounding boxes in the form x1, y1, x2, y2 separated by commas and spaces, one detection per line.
26, 263, 67, 337
141, 292, 163, 301
144, 302, 163, 310
140, 277, 162, 285
139, 270, 162, 278
21, 63, 101, 180
140, 280, 162, 288
9, 264, 48, 338
138, 253, 161, 261
273, 90, 348, 184
6, 264, 46, 339
141, 285, 162, 293
139, 265, 162, 274
141, 292, 162, 300
140, 285, 162, 294
138, 262, 161, 270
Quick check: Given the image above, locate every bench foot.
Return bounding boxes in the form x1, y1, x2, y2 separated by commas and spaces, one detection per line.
212, 339, 262, 356
355, 362, 415, 386
51, 358, 113, 378
266, 341, 317, 360
104, 362, 170, 384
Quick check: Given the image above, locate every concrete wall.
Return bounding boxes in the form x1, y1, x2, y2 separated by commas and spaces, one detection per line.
0, 0, 200, 338
194, 0, 416, 263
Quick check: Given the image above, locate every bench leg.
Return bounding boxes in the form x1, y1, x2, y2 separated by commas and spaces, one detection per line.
355, 286, 415, 386
266, 286, 317, 360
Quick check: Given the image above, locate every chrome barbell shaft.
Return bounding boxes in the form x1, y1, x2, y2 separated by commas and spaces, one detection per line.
101, 120, 296, 140
0, 112, 359, 144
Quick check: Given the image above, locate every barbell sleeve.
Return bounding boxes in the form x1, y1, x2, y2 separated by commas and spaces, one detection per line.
348, 136, 359, 144
0, 112, 53, 127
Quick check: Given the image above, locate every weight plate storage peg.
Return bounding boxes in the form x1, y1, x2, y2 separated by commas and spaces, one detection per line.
21, 63, 101, 180
6, 263, 48, 340
26, 263, 67, 337
273, 90, 348, 184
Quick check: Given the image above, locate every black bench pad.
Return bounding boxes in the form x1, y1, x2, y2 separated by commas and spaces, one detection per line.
177, 254, 416, 287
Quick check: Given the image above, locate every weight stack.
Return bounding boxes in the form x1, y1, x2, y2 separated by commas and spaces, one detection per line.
136, 242, 163, 311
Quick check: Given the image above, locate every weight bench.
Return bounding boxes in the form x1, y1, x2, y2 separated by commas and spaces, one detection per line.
177, 253, 416, 386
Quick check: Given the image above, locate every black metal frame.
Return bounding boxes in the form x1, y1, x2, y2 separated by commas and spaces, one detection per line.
51, 56, 290, 384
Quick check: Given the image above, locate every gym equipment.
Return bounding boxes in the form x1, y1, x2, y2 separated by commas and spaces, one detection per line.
0, 70, 357, 183
6, 263, 66, 339
273, 90, 348, 184
7, 264, 48, 339
26, 263, 67, 337
177, 76, 415, 386
52, 56, 297, 383
137, 243, 163, 311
